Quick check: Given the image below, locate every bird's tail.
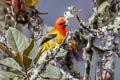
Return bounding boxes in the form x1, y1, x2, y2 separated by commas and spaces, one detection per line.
34, 46, 46, 64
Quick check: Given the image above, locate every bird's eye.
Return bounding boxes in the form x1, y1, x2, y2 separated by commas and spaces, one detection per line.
59, 23, 63, 25
59, 22, 66, 25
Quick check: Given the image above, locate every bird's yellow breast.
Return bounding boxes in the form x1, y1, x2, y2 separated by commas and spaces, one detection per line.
50, 29, 63, 48
41, 27, 64, 53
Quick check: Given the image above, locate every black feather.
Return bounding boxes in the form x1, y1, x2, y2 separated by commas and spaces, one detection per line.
40, 34, 57, 46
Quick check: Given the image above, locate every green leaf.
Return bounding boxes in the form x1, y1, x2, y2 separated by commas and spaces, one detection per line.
56, 48, 68, 57
7, 27, 28, 53
0, 71, 23, 80
98, 1, 109, 14
28, 42, 39, 59
23, 40, 34, 56
23, 55, 32, 70
40, 64, 61, 79
96, 0, 108, 6
15, 52, 32, 70
15, 52, 25, 69
0, 58, 22, 71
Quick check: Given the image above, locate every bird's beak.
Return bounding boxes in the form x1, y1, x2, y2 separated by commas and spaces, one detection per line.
64, 23, 68, 26
61, 23, 68, 27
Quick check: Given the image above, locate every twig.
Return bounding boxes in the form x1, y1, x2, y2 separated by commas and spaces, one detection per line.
72, 7, 93, 33
83, 48, 93, 80
53, 58, 79, 80
92, 44, 113, 51
0, 43, 15, 58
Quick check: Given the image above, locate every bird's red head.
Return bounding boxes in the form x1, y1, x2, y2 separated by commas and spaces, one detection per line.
54, 17, 67, 37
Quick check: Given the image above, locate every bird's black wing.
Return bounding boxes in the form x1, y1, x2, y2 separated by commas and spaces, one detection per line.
40, 34, 57, 46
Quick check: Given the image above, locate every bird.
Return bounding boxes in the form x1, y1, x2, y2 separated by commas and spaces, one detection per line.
34, 17, 68, 63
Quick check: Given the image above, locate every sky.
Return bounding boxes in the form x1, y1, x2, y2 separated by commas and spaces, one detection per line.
36, 0, 93, 30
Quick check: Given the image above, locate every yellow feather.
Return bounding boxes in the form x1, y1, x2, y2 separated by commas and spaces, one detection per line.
42, 27, 63, 50
25, 0, 39, 7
